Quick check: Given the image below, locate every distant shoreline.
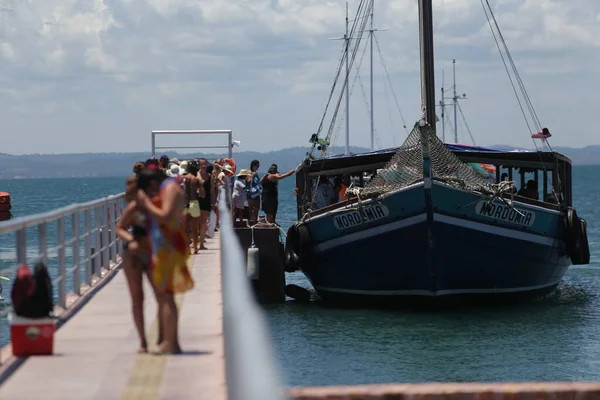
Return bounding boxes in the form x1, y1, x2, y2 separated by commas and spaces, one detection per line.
1, 145, 599, 180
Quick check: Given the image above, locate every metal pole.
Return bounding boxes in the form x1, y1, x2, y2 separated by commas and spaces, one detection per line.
57, 217, 66, 308
151, 131, 156, 157
344, 2, 350, 155
418, 0, 436, 131
369, 0, 374, 152
72, 212, 81, 295
453, 58, 458, 143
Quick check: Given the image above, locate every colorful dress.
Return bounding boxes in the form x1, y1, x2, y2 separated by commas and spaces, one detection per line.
148, 178, 195, 294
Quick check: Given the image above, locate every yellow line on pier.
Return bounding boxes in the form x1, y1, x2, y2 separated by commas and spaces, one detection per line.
120, 293, 185, 400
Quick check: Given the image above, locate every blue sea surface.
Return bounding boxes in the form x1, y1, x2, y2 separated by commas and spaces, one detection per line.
0, 167, 599, 386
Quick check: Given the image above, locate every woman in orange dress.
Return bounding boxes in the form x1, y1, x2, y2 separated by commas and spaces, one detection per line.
136, 169, 194, 354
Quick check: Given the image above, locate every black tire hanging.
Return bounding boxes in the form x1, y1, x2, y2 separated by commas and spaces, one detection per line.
564, 208, 589, 265
284, 224, 312, 272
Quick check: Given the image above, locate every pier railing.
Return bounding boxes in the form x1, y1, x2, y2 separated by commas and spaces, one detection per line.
218, 188, 288, 400
0, 193, 127, 347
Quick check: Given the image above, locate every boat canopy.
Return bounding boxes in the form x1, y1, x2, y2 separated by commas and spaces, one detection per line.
302, 143, 571, 177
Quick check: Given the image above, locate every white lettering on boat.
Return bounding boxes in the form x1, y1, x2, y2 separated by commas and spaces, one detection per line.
333, 204, 389, 230
474, 200, 535, 227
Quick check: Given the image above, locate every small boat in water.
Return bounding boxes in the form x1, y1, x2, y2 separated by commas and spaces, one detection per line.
0, 192, 11, 221
284, 0, 590, 305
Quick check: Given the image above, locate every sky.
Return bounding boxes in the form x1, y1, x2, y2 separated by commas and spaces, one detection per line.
0, 0, 599, 155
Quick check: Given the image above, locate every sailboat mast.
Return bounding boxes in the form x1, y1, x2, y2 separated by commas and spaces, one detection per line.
418, 0, 436, 131
369, 1, 374, 151
452, 58, 458, 143
344, 2, 350, 155
440, 70, 445, 141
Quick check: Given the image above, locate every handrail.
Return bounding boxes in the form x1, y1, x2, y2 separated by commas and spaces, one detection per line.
0, 192, 127, 351
0, 194, 125, 235
218, 188, 288, 400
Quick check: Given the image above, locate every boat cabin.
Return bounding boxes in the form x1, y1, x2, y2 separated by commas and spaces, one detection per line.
295, 144, 573, 220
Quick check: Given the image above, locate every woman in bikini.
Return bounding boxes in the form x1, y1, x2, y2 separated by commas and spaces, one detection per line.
136, 168, 194, 354
115, 175, 156, 353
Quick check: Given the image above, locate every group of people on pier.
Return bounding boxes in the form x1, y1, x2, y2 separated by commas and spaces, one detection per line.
116, 154, 296, 355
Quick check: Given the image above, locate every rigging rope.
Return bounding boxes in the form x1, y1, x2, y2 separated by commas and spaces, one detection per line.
479, 0, 562, 203
374, 35, 409, 134
457, 102, 476, 145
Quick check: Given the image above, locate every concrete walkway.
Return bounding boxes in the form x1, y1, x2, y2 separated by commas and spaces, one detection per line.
0, 235, 225, 400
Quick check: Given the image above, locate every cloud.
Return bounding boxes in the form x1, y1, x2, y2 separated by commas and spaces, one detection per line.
0, 0, 599, 155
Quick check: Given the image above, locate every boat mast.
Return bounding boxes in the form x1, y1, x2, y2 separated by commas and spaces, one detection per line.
452, 59, 458, 143
344, 2, 350, 155
440, 70, 445, 141
369, 0, 375, 151
418, 0, 436, 131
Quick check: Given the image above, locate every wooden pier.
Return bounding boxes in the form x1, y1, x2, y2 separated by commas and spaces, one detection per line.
0, 236, 225, 400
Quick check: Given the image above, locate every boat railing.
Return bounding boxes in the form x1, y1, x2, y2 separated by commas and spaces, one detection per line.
218, 187, 288, 400
0, 193, 127, 349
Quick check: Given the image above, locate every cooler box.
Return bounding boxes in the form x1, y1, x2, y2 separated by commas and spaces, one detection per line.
8, 314, 55, 356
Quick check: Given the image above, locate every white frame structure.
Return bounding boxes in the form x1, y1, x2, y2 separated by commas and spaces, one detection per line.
151, 130, 234, 159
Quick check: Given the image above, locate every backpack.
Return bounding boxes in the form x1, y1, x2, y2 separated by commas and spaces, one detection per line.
11, 262, 54, 318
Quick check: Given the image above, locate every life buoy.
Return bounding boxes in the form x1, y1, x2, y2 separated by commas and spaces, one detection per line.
0, 192, 9, 204
284, 224, 311, 272
564, 208, 589, 265
221, 158, 236, 174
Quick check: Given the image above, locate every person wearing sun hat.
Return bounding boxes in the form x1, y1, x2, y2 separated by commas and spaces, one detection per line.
232, 169, 249, 222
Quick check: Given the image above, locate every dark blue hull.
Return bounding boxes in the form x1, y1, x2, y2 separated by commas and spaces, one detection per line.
296, 182, 571, 304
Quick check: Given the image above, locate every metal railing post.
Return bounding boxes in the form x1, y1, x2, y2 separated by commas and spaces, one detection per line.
101, 204, 110, 270
72, 212, 81, 295
38, 223, 47, 266
57, 217, 67, 308
84, 209, 92, 285
16, 228, 26, 265
108, 199, 117, 264
94, 206, 102, 278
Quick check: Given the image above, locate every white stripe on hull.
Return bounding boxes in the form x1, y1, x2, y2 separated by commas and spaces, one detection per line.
312, 212, 561, 253
314, 279, 562, 296
433, 214, 560, 247
313, 213, 427, 253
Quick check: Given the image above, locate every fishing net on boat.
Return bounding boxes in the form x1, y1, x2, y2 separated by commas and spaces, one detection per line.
356, 122, 493, 198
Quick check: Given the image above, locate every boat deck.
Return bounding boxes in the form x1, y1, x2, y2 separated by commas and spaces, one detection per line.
0, 235, 225, 400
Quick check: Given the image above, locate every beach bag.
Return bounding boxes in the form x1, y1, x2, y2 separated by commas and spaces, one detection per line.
207, 211, 217, 238
11, 263, 53, 318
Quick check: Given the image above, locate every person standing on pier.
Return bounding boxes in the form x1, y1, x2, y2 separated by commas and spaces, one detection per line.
260, 164, 296, 224
116, 175, 154, 353
182, 161, 205, 254
197, 158, 212, 249
137, 169, 195, 354
245, 160, 262, 223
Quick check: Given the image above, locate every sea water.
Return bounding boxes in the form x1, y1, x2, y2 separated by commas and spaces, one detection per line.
0, 167, 599, 386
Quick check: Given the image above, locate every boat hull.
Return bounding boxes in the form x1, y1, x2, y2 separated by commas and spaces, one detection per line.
296, 182, 570, 305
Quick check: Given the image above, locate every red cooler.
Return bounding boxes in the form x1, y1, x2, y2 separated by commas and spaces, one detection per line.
8, 314, 55, 356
